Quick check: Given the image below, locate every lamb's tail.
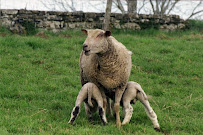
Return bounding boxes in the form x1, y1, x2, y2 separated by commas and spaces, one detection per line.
137, 86, 148, 100
87, 86, 94, 107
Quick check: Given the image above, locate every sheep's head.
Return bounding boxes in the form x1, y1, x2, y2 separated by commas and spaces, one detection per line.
81, 29, 111, 56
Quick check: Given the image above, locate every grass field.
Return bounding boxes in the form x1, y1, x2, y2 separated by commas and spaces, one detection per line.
0, 27, 202, 135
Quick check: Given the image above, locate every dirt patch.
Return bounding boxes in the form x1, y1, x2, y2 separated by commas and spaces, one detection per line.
156, 33, 172, 40
60, 34, 72, 39
35, 32, 48, 39
0, 33, 8, 37
190, 33, 203, 39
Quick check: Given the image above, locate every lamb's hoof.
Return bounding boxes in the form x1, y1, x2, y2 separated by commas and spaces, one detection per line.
68, 121, 73, 125
103, 122, 108, 126
121, 121, 128, 126
154, 127, 161, 132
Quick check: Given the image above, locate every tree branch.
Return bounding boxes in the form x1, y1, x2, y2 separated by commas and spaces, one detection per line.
138, 0, 147, 14
116, 0, 126, 14
149, 0, 156, 14
167, 0, 180, 14
186, 0, 203, 20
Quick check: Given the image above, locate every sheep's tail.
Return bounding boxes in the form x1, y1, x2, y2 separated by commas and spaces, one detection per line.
87, 86, 94, 107
128, 51, 133, 55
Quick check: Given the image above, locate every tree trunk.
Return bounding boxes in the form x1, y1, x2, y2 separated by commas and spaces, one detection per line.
103, 0, 112, 31
127, 0, 137, 14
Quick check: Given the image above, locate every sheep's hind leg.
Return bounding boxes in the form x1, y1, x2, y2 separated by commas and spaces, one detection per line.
106, 97, 113, 116
84, 102, 93, 121
137, 93, 160, 131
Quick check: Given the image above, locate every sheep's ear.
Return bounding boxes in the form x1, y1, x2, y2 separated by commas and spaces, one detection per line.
81, 29, 88, 35
105, 31, 111, 37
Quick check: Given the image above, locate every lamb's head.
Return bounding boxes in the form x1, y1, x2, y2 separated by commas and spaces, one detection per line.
81, 29, 111, 56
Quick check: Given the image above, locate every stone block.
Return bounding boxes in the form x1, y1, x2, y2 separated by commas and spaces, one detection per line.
121, 23, 140, 30
178, 23, 185, 29
1, 9, 18, 15
85, 13, 96, 18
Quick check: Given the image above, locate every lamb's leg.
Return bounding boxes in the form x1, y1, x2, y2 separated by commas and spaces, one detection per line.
137, 93, 160, 131
68, 105, 81, 125
114, 87, 125, 128
97, 98, 108, 125
68, 86, 88, 124
92, 85, 108, 125
122, 100, 134, 125
121, 82, 138, 125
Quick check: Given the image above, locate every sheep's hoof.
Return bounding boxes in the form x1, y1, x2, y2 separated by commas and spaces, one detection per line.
154, 127, 161, 132
116, 121, 122, 129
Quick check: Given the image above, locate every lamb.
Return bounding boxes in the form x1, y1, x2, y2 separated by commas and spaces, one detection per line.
68, 82, 107, 125
80, 29, 132, 127
107, 81, 160, 131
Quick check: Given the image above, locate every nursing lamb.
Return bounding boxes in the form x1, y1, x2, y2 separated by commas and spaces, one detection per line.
122, 81, 160, 131
80, 29, 132, 127
68, 82, 107, 125
106, 81, 160, 131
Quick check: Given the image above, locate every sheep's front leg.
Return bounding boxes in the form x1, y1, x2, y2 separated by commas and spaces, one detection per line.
137, 93, 160, 131
114, 87, 125, 128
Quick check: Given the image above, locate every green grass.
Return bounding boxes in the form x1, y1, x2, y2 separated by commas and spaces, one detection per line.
0, 28, 202, 135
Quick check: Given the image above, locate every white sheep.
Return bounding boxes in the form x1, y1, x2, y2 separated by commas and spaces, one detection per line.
80, 29, 132, 127
68, 82, 107, 125
107, 81, 160, 131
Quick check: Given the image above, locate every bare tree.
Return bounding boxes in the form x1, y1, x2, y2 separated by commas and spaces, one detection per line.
103, 0, 113, 31
113, 0, 137, 14
149, 0, 180, 16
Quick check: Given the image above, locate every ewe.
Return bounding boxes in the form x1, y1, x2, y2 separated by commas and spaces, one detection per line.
80, 29, 132, 127
68, 82, 107, 125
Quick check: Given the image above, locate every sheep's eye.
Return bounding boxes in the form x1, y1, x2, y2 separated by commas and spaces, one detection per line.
96, 33, 104, 38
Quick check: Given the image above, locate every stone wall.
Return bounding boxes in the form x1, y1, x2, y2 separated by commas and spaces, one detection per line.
0, 9, 186, 32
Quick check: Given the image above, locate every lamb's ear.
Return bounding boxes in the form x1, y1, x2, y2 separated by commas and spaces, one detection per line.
105, 31, 111, 37
81, 29, 88, 35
